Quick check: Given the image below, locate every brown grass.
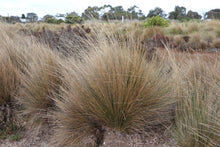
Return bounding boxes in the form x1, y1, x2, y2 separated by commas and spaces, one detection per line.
52, 32, 176, 146
0, 21, 220, 146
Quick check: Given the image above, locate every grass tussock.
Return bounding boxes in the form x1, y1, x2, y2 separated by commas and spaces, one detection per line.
0, 51, 19, 105
17, 45, 62, 134
212, 39, 220, 48
174, 55, 220, 147
0, 50, 19, 126
0, 26, 21, 126
0, 23, 63, 134
53, 34, 176, 146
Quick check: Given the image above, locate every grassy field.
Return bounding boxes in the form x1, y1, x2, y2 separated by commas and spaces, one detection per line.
0, 20, 220, 146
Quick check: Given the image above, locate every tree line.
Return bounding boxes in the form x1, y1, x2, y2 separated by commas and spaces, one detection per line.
1, 5, 220, 24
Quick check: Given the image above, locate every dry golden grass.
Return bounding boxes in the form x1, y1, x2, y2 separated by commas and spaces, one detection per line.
0, 25, 21, 125
0, 51, 19, 105
17, 48, 62, 134
141, 27, 164, 41
162, 50, 220, 147
52, 32, 176, 146
0, 21, 220, 146
0, 23, 63, 135
212, 39, 220, 48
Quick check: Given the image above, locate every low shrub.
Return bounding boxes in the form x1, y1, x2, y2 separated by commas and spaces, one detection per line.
0, 124, 21, 141
46, 18, 64, 24
144, 15, 169, 27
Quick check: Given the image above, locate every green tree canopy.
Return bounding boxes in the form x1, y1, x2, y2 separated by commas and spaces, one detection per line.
168, 6, 187, 20
42, 14, 54, 22
65, 12, 84, 24
21, 14, 25, 19
101, 5, 145, 21
127, 5, 146, 20
147, 7, 166, 18
26, 12, 38, 22
187, 10, 202, 19
205, 9, 220, 19
82, 6, 100, 20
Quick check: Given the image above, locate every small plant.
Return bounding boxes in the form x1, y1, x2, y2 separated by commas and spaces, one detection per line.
0, 124, 21, 141
46, 18, 64, 24
144, 15, 169, 27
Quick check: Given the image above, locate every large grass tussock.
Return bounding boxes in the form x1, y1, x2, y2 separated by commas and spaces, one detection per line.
53, 35, 176, 146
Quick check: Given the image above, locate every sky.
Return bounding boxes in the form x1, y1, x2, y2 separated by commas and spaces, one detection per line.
0, 0, 219, 19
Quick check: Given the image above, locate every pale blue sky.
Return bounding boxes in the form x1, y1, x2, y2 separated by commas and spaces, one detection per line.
0, 0, 219, 18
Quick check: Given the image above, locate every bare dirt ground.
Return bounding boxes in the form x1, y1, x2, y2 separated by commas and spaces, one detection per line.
0, 127, 177, 147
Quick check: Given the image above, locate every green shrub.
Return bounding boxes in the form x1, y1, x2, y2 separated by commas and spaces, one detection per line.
144, 15, 169, 27
57, 19, 64, 24
179, 17, 191, 22
46, 18, 64, 24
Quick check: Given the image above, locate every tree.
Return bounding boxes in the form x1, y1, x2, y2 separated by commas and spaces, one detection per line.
42, 14, 54, 22
187, 10, 202, 19
26, 13, 38, 22
2, 16, 21, 23
127, 5, 146, 20
65, 12, 84, 24
205, 9, 220, 19
99, 5, 145, 21
101, 5, 126, 20
168, 6, 186, 20
82, 6, 100, 20
147, 7, 166, 18
21, 14, 25, 19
